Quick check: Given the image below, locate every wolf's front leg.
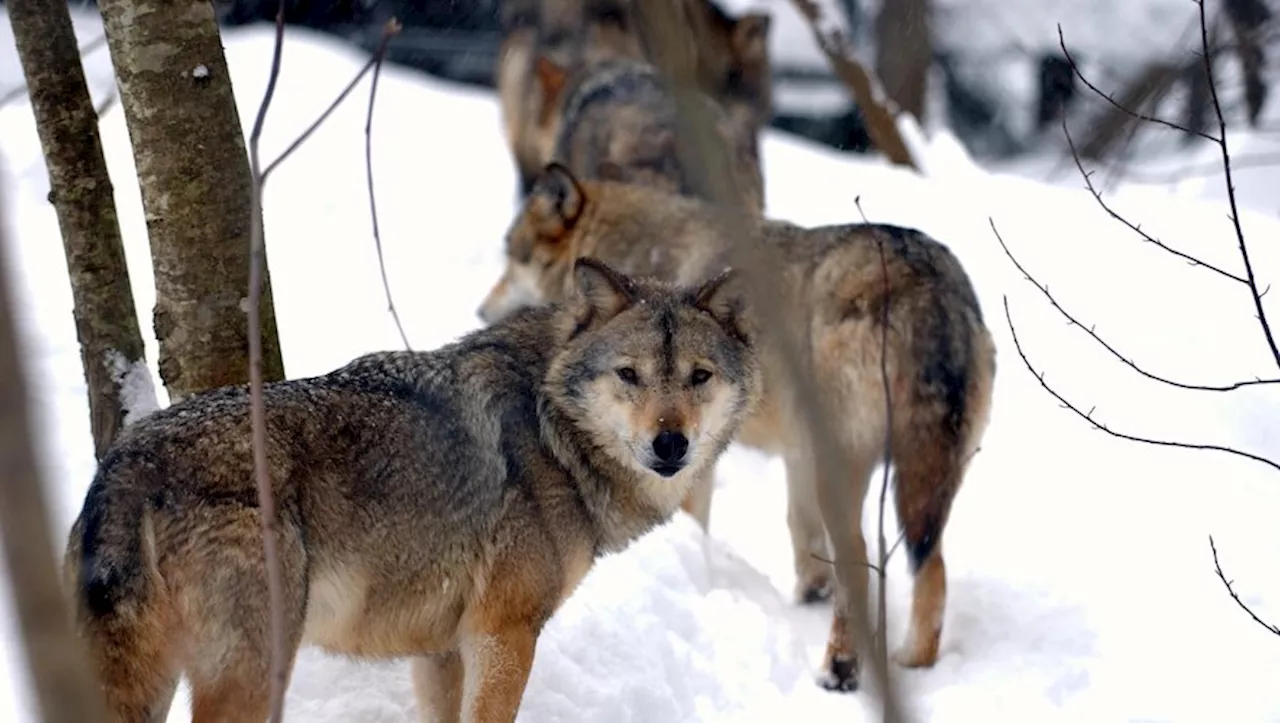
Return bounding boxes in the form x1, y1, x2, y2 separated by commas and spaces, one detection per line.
412, 652, 463, 723
459, 626, 538, 723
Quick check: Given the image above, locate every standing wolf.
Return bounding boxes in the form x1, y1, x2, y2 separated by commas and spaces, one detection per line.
495, 0, 771, 199
478, 164, 996, 691
63, 259, 762, 723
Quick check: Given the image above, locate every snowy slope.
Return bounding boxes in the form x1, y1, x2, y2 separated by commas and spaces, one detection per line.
2, 11, 1280, 723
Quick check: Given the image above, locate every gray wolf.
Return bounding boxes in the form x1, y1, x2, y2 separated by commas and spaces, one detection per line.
477, 164, 997, 691
495, 0, 772, 199
63, 258, 763, 723
534, 56, 767, 216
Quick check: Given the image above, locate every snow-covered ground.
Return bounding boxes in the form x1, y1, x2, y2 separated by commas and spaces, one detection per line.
2, 9, 1280, 722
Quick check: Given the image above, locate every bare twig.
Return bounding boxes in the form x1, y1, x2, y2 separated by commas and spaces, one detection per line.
1061, 120, 1247, 285
867, 198, 895, 663
635, 1, 906, 716
1058, 25, 1216, 143
1209, 535, 1280, 637
245, 4, 289, 721
1194, 0, 1280, 374
1002, 296, 1280, 474
992, 219, 1278, 391
788, 0, 918, 171
245, 12, 405, 722
0, 173, 109, 723
0, 32, 108, 109
364, 19, 411, 351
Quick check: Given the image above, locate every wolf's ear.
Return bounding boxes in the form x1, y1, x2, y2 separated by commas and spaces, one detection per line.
731, 13, 770, 65
693, 267, 751, 344
569, 257, 638, 334
535, 55, 569, 123
527, 163, 585, 239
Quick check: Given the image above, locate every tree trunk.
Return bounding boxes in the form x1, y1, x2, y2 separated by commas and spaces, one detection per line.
7, 0, 153, 460
97, 0, 286, 401
874, 0, 932, 123
0, 181, 109, 723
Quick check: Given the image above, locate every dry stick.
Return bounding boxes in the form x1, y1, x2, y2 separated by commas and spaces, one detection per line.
245, 4, 290, 720
1208, 535, 1280, 637
0, 187, 108, 723
364, 19, 411, 351
245, 13, 405, 722
1001, 295, 1280, 474
992, 219, 1279, 391
788, 0, 919, 171
1057, 25, 1216, 143
634, 2, 906, 718
853, 196, 895, 663
1194, 0, 1280, 373
1060, 119, 1247, 285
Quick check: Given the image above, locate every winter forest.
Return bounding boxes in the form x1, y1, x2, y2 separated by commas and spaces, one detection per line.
0, 0, 1278, 721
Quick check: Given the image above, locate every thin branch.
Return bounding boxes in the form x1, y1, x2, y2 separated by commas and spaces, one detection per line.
246, 3, 289, 721
1209, 535, 1280, 637
992, 219, 1278, 391
634, 0, 906, 715
873, 200, 894, 662
1058, 25, 1216, 143
262, 27, 401, 180
1195, 0, 1280, 374
1003, 295, 1280, 475
1061, 119, 1246, 284
363, 19, 411, 351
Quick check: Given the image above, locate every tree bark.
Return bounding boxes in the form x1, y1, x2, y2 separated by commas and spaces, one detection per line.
0, 182, 108, 723
8, 0, 152, 460
97, 0, 286, 401
874, 0, 932, 123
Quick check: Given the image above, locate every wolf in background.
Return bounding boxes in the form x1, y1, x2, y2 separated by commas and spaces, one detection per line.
495, 0, 772, 200
478, 164, 997, 691
63, 259, 762, 723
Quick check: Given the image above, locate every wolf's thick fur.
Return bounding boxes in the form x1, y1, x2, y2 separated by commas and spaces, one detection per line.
541, 57, 766, 215
64, 260, 762, 723
495, 0, 771, 198
479, 165, 997, 689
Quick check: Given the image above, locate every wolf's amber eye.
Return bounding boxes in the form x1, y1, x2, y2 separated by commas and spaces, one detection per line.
616, 367, 639, 385
690, 368, 713, 386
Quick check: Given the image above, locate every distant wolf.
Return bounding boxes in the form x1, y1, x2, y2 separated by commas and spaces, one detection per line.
534, 56, 767, 216
495, 0, 772, 198
477, 164, 996, 691
63, 258, 763, 723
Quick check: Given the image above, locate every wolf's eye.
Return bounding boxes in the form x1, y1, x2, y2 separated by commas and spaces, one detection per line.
616, 367, 639, 385
690, 368, 713, 386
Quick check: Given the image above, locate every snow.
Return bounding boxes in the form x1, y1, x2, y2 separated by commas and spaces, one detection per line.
105, 350, 160, 426
3, 8, 1280, 723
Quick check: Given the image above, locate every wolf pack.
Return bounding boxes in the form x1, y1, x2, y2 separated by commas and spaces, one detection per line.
62, 1, 998, 721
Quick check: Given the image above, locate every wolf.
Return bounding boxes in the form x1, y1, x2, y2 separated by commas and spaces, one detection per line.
63, 258, 763, 723
477, 164, 997, 691
495, 0, 772, 198
536, 56, 767, 216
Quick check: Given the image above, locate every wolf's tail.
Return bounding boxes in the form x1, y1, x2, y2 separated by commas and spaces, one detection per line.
71, 460, 151, 620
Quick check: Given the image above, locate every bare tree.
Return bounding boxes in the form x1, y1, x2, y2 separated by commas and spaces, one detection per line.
96, 0, 286, 401
1004, 5, 1279, 642
874, 0, 932, 124
790, 0, 920, 170
0, 182, 108, 722
7, 0, 152, 460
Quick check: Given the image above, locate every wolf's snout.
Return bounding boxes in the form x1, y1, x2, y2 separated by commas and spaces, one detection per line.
650, 430, 689, 477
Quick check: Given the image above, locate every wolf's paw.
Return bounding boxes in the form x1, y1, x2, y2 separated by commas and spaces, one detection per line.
794, 571, 833, 605
817, 652, 860, 692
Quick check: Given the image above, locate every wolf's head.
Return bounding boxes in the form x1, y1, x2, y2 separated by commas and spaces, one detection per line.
542, 258, 760, 503
478, 163, 705, 325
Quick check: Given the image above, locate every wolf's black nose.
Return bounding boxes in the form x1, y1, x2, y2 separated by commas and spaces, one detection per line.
652, 430, 689, 463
